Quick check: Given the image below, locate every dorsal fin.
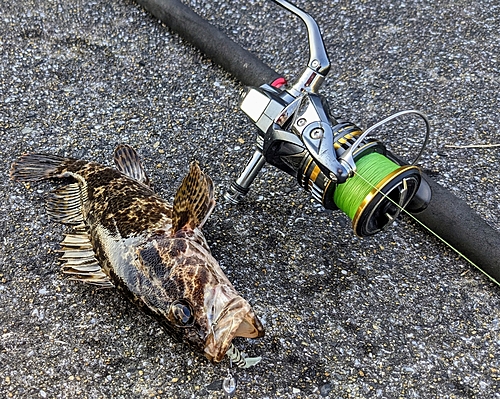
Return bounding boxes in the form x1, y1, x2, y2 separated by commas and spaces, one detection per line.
171, 161, 215, 234
113, 144, 151, 187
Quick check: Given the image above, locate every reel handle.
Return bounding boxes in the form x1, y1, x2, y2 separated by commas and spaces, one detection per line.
272, 0, 330, 96
225, 149, 266, 204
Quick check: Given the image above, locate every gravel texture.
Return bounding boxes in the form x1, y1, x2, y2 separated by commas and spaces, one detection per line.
1, 0, 500, 398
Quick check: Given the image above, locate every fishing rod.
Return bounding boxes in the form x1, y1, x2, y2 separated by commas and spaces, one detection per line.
133, 0, 500, 285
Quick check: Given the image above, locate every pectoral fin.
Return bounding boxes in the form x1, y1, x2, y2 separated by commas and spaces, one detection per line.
47, 183, 86, 225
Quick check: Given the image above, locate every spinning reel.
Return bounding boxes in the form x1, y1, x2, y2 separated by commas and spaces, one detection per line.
225, 0, 431, 236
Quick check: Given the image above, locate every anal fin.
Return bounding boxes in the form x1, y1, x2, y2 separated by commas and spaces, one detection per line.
171, 161, 215, 234
113, 144, 151, 187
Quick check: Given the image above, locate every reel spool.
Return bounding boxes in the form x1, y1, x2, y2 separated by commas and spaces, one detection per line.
335, 151, 420, 237
297, 116, 427, 237
299, 141, 421, 237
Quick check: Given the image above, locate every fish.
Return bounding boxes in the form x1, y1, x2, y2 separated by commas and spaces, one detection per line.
10, 144, 264, 368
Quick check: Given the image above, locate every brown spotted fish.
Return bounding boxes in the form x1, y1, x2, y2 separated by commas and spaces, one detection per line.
10, 144, 264, 367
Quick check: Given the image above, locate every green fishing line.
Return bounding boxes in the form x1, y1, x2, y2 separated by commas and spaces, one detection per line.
334, 152, 400, 220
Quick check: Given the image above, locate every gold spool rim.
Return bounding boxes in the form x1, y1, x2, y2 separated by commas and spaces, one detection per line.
352, 165, 420, 233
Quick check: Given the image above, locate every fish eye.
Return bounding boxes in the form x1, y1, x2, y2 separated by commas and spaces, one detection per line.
170, 300, 195, 327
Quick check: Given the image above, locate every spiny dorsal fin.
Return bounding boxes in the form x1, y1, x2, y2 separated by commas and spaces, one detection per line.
113, 144, 151, 187
171, 161, 215, 234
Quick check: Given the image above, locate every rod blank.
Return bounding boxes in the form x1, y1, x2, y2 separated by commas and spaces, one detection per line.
414, 174, 500, 285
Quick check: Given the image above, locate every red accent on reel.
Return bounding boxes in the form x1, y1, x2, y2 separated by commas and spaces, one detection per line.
270, 77, 287, 88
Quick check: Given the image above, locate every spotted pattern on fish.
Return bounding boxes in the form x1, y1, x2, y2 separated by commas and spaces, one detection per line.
10, 145, 264, 364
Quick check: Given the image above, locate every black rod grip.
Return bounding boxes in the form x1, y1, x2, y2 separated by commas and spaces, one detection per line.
134, 0, 281, 87
414, 173, 500, 284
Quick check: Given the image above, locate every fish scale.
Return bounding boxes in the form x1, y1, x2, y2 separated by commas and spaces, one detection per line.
10, 144, 264, 367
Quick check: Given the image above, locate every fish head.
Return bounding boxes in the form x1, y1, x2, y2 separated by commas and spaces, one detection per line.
202, 284, 264, 362
141, 237, 264, 363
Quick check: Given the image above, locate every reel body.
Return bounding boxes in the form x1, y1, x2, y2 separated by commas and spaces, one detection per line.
225, 0, 430, 237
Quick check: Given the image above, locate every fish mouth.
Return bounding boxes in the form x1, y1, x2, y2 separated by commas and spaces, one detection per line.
204, 295, 264, 363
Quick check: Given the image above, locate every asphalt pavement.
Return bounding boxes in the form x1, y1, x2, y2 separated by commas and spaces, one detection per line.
1, 0, 499, 398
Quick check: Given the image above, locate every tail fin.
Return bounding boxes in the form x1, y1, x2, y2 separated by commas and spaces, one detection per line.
10, 154, 71, 182
171, 161, 215, 233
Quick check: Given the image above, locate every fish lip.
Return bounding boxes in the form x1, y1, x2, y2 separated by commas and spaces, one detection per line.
204, 297, 264, 363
